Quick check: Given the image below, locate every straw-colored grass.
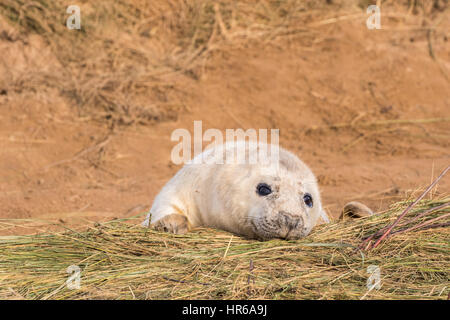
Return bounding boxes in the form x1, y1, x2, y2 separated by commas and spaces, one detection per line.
0, 196, 448, 300
0, 0, 329, 124
2, 0, 443, 125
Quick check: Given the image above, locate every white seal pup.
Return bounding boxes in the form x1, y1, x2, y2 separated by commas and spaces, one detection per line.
143, 141, 330, 240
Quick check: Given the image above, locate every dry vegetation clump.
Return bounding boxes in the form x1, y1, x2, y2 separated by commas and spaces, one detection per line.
0, 0, 328, 125
1, 0, 446, 125
0, 195, 448, 300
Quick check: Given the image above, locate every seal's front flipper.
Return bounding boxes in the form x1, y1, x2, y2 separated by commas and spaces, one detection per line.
152, 213, 190, 234
340, 201, 374, 220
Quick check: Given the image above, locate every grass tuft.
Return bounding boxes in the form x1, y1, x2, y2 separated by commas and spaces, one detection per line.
0, 196, 448, 300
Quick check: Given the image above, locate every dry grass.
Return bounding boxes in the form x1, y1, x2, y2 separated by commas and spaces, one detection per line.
0, 0, 329, 124
1, 0, 444, 125
0, 195, 448, 300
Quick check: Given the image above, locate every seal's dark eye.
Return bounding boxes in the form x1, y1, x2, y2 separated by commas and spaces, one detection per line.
257, 183, 272, 196
303, 193, 313, 208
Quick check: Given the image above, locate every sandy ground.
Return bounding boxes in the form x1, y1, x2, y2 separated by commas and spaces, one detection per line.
0, 2, 449, 235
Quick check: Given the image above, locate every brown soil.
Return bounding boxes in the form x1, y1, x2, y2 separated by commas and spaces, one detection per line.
0, 1, 449, 235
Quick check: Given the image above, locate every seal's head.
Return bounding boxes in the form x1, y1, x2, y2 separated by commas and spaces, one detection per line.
237, 150, 324, 240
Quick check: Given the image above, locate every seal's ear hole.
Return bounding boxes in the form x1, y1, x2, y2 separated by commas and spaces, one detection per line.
256, 183, 272, 196
303, 193, 313, 208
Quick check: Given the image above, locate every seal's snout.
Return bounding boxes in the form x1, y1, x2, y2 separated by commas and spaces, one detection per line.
279, 211, 303, 230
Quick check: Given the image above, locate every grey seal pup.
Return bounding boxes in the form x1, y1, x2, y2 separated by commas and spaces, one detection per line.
143, 141, 330, 240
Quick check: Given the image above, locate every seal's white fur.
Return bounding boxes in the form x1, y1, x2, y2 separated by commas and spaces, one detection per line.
143, 141, 330, 240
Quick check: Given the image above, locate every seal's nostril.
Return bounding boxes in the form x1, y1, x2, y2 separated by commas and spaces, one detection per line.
294, 216, 304, 229
279, 211, 303, 230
